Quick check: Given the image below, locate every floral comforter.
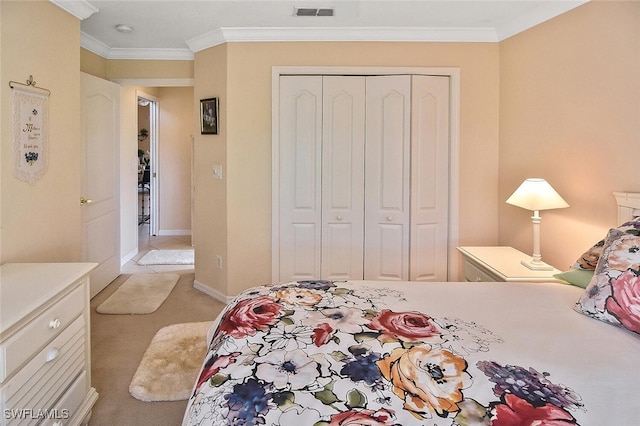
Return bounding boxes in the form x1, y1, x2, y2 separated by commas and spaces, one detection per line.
182, 280, 639, 425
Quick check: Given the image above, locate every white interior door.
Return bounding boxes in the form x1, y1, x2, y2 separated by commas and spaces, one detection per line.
278, 76, 323, 280
364, 76, 411, 280
410, 75, 450, 281
148, 98, 159, 236
81, 72, 121, 297
321, 76, 366, 279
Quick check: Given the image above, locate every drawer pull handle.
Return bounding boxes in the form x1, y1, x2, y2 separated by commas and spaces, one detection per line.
386, 216, 393, 221
53, 422, 63, 426
46, 348, 60, 362
49, 318, 61, 329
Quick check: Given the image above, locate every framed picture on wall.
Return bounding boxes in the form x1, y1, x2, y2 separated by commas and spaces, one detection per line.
200, 97, 219, 135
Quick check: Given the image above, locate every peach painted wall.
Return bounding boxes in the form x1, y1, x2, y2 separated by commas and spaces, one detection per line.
157, 86, 194, 234
80, 48, 108, 80
193, 41, 501, 297
1, 1, 82, 263
499, 0, 640, 271
107, 59, 193, 81
193, 44, 229, 298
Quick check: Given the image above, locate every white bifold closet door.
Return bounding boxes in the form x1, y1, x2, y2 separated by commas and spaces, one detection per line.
278, 76, 323, 280
322, 77, 366, 280
364, 76, 411, 280
277, 74, 449, 282
410, 75, 450, 281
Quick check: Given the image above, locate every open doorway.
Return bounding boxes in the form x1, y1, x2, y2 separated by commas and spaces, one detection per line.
137, 92, 159, 236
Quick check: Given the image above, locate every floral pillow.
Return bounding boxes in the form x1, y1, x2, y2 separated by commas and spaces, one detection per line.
572, 218, 640, 270
571, 239, 605, 270
574, 228, 640, 335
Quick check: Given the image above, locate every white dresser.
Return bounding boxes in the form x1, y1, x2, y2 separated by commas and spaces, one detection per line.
0, 263, 98, 426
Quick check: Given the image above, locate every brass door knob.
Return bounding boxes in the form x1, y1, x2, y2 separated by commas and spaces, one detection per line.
80, 197, 93, 205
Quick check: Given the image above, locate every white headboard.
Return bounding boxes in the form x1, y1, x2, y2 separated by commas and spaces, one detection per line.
614, 192, 640, 223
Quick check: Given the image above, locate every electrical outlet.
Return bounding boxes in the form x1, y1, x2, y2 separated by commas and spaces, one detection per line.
216, 255, 223, 269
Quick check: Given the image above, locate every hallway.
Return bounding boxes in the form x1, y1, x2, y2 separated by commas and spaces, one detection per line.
123, 224, 193, 275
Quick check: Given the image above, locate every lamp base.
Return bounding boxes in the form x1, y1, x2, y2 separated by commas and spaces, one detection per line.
521, 259, 554, 271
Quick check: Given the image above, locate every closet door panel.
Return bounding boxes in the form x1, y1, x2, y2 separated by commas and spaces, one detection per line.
279, 76, 323, 280
322, 77, 366, 279
376, 224, 407, 279
364, 76, 411, 280
410, 76, 450, 281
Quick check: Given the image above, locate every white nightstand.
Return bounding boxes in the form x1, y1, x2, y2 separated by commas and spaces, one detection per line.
457, 246, 562, 282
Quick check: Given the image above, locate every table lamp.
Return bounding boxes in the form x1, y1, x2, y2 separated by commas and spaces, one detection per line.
506, 178, 569, 270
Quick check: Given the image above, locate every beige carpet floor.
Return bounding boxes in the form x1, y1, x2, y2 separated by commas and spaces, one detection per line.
96, 273, 179, 314
90, 272, 226, 426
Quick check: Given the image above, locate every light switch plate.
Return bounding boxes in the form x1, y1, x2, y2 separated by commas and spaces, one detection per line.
213, 164, 223, 179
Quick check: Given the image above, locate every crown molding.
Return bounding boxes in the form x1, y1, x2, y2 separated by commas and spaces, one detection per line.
49, 0, 98, 20
85, 27, 500, 60
81, 31, 111, 58
111, 78, 194, 87
81, 32, 194, 60
186, 28, 227, 53
107, 48, 194, 61
72, 0, 588, 60
83, 1, 587, 62
187, 26, 499, 52
495, 0, 589, 40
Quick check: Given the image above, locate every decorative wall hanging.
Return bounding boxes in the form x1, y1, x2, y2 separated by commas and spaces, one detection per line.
200, 98, 219, 135
9, 75, 50, 185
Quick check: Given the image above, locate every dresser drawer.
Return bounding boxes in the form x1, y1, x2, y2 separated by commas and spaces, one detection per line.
1, 317, 85, 426
40, 371, 88, 426
463, 259, 500, 282
0, 284, 84, 383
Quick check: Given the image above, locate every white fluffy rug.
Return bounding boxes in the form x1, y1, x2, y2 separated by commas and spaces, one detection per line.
129, 321, 212, 402
96, 273, 179, 314
138, 249, 194, 265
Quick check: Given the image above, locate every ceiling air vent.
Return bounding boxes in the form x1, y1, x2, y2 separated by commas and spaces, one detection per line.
294, 7, 334, 17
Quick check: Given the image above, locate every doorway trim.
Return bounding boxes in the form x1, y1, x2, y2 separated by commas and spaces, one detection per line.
271, 66, 461, 281
137, 91, 159, 236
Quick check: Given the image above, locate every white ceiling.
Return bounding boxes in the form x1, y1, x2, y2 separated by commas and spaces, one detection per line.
52, 0, 589, 60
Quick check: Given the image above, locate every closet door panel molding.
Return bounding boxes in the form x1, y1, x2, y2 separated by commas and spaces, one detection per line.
322, 77, 366, 279
410, 75, 451, 281
364, 76, 411, 281
278, 76, 323, 280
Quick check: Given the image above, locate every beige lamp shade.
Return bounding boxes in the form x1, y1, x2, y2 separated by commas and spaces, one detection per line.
506, 178, 568, 270
506, 178, 569, 212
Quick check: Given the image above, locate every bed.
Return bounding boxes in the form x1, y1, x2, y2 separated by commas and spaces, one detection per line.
183, 193, 640, 425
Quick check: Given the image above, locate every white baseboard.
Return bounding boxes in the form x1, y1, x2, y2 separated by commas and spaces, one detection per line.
193, 279, 235, 304
158, 229, 192, 236
121, 247, 138, 267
